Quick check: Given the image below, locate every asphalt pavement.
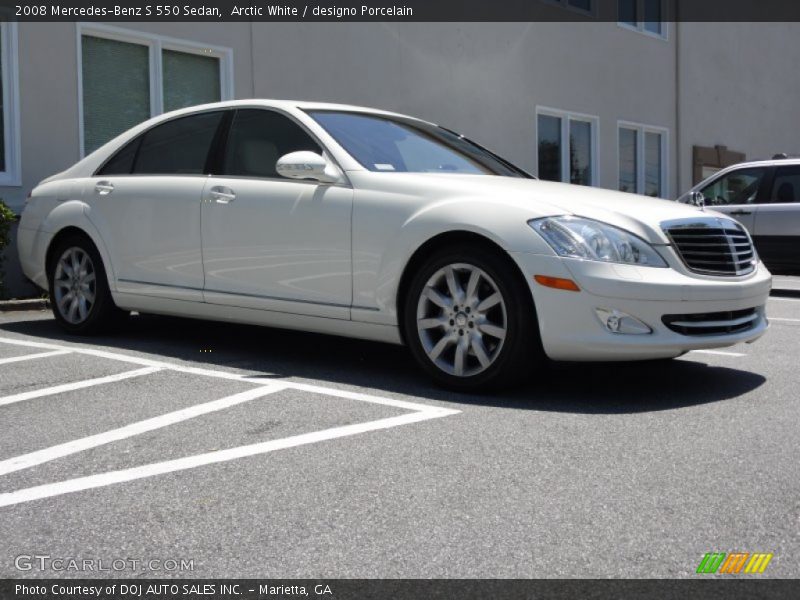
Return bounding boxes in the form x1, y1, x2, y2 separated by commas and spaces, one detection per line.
0, 278, 798, 578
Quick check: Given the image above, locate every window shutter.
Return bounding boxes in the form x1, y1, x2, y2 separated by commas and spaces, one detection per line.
162, 50, 221, 113
82, 36, 150, 154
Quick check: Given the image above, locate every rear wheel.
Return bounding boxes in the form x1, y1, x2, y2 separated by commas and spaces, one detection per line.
48, 234, 125, 335
403, 245, 542, 391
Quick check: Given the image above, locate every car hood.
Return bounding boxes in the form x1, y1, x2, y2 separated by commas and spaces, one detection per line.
353, 173, 713, 244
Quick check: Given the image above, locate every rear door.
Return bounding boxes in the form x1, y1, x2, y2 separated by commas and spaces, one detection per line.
698, 166, 768, 233
753, 164, 800, 271
84, 111, 225, 301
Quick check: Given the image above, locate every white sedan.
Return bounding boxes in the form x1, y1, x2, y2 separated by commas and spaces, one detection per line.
18, 100, 771, 390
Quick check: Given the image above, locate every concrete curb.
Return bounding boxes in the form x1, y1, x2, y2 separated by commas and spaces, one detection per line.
0, 298, 49, 312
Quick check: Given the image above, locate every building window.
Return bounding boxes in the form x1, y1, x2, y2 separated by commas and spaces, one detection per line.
618, 123, 669, 198
0, 23, 20, 186
78, 25, 233, 156
618, 0, 666, 38
162, 49, 222, 113
536, 108, 598, 187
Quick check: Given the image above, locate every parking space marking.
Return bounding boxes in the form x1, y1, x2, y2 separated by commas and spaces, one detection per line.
0, 366, 161, 408
0, 408, 455, 509
0, 335, 460, 508
690, 350, 746, 357
770, 317, 800, 323
0, 383, 287, 477
0, 349, 70, 365
0, 336, 446, 413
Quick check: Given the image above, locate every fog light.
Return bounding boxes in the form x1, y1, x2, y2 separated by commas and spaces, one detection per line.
595, 309, 652, 335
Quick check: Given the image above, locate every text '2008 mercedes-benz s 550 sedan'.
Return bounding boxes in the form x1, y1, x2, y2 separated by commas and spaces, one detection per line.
17, 100, 772, 390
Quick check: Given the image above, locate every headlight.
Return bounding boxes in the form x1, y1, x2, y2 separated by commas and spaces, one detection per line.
529, 216, 667, 267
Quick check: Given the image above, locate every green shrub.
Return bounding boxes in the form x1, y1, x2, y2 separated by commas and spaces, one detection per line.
0, 199, 17, 299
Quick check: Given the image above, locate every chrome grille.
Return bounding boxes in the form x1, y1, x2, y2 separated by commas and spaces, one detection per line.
664, 218, 756, 276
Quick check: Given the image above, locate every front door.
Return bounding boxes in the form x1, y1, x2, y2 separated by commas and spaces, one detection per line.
201, 109, 352, 318
698, 166, 767, 233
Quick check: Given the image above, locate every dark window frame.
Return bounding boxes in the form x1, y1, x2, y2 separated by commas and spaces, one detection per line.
93, 109, 228, 177
766, 165, 800, 205
216, 108, 323, 180
698, 166, 771, 207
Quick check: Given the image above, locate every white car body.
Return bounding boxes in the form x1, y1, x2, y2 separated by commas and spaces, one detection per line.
18, 100, 771, 379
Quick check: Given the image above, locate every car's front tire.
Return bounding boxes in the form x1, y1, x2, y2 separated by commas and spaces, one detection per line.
47, 233, 125, 335
403, 244, 542, 391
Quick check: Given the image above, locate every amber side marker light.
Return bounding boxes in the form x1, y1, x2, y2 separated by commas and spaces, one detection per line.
534, 275, 581, 292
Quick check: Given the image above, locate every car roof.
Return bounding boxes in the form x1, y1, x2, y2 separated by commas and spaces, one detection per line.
725, 157, 800, 168
157, 98, 421, 122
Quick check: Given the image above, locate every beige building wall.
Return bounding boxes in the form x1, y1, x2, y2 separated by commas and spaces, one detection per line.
249, 22, 678, 193
5, 21, 254, 211
676, 22, 800, 191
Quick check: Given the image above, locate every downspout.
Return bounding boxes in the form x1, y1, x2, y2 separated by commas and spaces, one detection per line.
674, 6, 681, 196
250, 21, 256, 97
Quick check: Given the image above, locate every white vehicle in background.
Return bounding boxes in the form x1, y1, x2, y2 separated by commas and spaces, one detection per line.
679, 156, 800, 274
18, 100, 771, 390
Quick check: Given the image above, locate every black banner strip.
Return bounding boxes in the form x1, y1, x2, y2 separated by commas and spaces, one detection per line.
4, 0, 800, 22
1, 579, 798, 600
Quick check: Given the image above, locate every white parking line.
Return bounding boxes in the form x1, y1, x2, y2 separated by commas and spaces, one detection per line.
690, 350, 746, 357
0, 409, 455, 509
0, 334, 461, 508
0, 366, 161, 408
0, 349, 70, 365
770, 317, 800, 323
0, 336, 445, 412
0, 383, 287, 477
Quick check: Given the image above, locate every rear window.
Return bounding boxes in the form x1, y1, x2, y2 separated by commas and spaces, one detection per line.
132, 111, 224, 175
96, 138, 141, 176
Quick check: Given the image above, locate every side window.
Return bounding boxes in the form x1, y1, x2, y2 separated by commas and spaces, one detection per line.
222, 109, 321, 179
132, 111, 224, 175
96, 138, 141, 176
700, 168, 765, 206
769, 166, 800, 204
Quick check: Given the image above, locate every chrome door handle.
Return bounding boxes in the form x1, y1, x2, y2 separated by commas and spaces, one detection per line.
95, 181, 114, 195
210, 186, 236, 204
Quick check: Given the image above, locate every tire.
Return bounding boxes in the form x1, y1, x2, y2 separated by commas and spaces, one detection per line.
47, 233, 126, 335
402, 244, 543, 391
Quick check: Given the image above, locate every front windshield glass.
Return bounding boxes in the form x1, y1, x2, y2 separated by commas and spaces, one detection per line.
307, 111, 529, 177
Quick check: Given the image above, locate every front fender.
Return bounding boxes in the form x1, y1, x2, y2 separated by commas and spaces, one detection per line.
352, 195, 555, 326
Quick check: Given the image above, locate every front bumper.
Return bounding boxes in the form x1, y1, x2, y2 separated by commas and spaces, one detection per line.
510, 252, 772, 361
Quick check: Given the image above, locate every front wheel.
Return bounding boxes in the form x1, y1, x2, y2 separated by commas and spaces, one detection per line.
403, 245, 542, 391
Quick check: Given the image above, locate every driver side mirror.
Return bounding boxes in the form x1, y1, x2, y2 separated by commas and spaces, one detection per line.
276, 151, 340, 184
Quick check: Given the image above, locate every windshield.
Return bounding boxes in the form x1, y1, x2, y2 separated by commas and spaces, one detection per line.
307, 110, 530, 177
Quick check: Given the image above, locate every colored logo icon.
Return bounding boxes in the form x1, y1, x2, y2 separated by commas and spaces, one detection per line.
697, 552, 773, 574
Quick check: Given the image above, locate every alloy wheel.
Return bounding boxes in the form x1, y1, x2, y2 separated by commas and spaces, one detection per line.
416, 263, 508, 377
53, 247, 97, 325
